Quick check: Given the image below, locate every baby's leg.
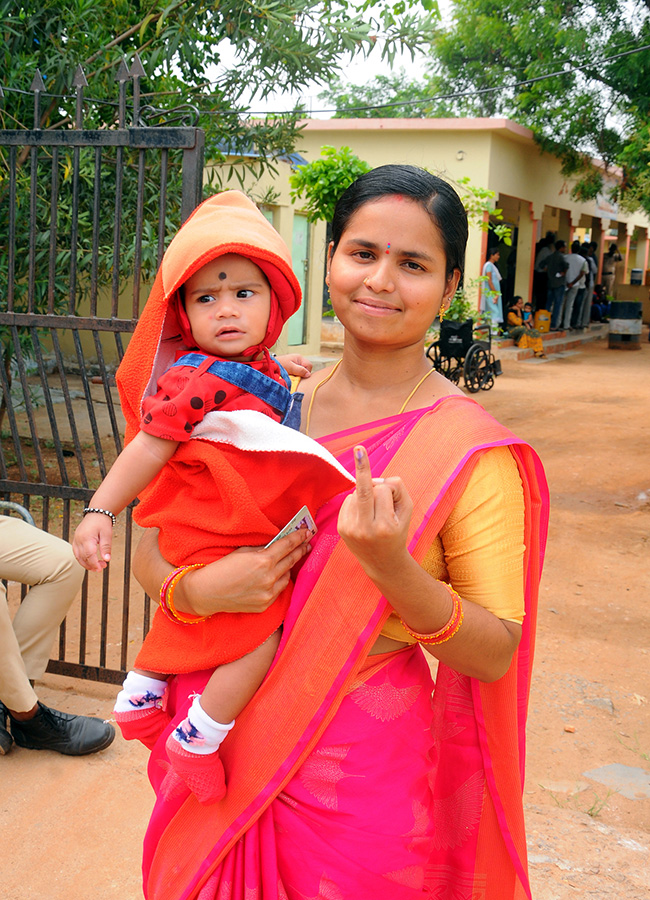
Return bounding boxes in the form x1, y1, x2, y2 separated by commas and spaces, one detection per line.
166, 629, 281, 804
201, 627, 282, 723
114, 668, 172, 750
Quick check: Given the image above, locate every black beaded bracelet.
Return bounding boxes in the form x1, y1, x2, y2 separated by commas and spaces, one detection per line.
83, 507, 116, 527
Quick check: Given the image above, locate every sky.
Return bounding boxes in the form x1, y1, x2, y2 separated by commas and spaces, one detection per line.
214, 2, 445, 120
228, 44, 431, 119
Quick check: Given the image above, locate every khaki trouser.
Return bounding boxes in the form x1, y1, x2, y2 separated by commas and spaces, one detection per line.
0, 517, 84, 712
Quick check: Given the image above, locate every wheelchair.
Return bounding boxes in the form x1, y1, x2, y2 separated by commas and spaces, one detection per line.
426, 319, 502, 393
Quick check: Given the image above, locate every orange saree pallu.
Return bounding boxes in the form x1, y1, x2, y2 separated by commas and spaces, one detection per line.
142, 395, 549, 900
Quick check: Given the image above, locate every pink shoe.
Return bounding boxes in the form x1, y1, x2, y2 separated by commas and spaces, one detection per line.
165, 732, 227, 805
115, 706, 171, 750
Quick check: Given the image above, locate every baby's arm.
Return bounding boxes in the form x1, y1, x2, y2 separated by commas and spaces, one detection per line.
73, 431, 178, 572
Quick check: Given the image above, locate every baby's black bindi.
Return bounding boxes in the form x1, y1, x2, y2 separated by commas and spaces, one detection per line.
218, 271, 227, 280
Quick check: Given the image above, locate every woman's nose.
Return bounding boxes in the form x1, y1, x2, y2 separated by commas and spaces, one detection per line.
363, 260, 395, 293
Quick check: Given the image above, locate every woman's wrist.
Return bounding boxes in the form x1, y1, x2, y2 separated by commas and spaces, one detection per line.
364, 553, 457, 635
171, 564, 228, 617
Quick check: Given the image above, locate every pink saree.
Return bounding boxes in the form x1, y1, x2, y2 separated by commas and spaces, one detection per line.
142, 395, 549, 900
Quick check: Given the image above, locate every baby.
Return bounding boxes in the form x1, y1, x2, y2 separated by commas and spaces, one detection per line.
73, 191, 354, 804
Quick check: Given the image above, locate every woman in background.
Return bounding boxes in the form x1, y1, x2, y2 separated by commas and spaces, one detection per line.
507, 296, 547, 358
480, 246, 504, 331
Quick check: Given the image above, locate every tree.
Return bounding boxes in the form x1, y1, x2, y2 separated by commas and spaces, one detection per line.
429, 0, 650, 215
321, 0, 650, 216
1, 1, 435, 164
0, 0, 435, 392
319, 71, 453, 118
289, 145, 372, 223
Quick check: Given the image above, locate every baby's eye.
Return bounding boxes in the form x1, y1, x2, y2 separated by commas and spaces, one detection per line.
197, 294, 216, 304
236, 289, 255, 299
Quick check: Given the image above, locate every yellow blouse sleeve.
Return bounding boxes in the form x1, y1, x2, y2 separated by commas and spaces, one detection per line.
380, 446, 526, 642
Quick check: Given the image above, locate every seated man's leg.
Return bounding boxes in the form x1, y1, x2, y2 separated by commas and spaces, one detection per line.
6, 518, 84, 683
0, 576, 36, 753
0, 518, 114, 755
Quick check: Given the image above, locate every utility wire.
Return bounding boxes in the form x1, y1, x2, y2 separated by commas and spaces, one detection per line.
1, 41, 648, 118
297, 40, 650, 116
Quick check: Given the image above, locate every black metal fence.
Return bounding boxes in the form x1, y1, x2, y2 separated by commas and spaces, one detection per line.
0, 59, 205, 683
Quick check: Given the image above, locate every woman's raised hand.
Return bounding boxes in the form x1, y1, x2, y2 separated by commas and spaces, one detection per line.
337, 445, 413, 579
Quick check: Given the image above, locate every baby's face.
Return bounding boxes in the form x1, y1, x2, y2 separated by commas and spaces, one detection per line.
183, 254, 271, 359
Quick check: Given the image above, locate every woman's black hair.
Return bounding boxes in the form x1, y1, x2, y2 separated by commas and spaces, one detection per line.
331, 164, 468, 285
487, 246, 500, 259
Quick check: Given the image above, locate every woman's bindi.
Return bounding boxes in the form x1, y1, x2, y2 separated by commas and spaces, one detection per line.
218, 271, 227, 280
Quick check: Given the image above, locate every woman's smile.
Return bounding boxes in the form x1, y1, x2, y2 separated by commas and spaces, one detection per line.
353, 296, 401, 316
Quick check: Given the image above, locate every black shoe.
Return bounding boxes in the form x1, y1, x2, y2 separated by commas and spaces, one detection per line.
10, 702, 115, 756
0, 702, 13, 755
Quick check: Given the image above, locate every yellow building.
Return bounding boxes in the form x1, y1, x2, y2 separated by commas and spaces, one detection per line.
279, 117, 650, 354
66, 118, 650, 362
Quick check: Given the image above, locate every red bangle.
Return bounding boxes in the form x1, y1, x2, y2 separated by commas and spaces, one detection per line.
159, 564, 207, 625
399, 582, 464, 645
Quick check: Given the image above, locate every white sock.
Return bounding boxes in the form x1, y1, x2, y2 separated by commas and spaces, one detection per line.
114, 671, 168, 713
171, 695, 235, 756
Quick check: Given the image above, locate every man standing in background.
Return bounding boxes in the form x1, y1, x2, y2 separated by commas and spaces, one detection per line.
546, 240, 569, 330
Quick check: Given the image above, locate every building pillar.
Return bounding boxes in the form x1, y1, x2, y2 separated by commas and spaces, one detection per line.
514, 200, 536, 302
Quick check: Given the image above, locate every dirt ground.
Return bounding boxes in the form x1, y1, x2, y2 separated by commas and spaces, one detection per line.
1, 332, 649, 900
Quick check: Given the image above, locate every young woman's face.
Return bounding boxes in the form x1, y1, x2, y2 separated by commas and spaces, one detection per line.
183, 254, 271, 359
327, 196, 460, 349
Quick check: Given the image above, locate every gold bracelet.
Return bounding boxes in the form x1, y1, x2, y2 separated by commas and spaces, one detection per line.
399, 582, 464, 645
159, 564, 207, 624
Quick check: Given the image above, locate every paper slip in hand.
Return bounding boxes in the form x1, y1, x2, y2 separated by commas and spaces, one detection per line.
265, 505, 317, 548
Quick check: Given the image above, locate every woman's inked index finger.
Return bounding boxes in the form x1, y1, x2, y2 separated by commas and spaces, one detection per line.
353, 445, 374, 504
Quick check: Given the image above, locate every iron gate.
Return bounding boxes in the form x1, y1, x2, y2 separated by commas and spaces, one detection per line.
0, 59, 205, 684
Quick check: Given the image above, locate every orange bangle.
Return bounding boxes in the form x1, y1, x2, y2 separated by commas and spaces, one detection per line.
159, 564, 207, 625
399, 582, 464, 645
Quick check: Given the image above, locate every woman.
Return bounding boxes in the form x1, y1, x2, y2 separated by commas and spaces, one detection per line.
480, 246, 503, 330
128, 165, 548, 900
507, 296, 547, 358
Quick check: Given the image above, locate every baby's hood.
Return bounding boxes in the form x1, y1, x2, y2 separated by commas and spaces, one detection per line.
117, 191, 302, 439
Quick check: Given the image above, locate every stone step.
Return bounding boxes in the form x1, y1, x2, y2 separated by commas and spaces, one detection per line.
496, 324, 608, 361
320, 322, 610, 363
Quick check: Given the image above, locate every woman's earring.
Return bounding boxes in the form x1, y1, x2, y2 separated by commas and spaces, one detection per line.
439, 303, 446, 321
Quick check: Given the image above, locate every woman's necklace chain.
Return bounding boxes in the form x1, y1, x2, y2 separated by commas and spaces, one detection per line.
305, 358, 434, 437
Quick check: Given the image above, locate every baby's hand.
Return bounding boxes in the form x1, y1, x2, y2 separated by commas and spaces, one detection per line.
72, 514, 113, 572
276, 354, 312, 378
